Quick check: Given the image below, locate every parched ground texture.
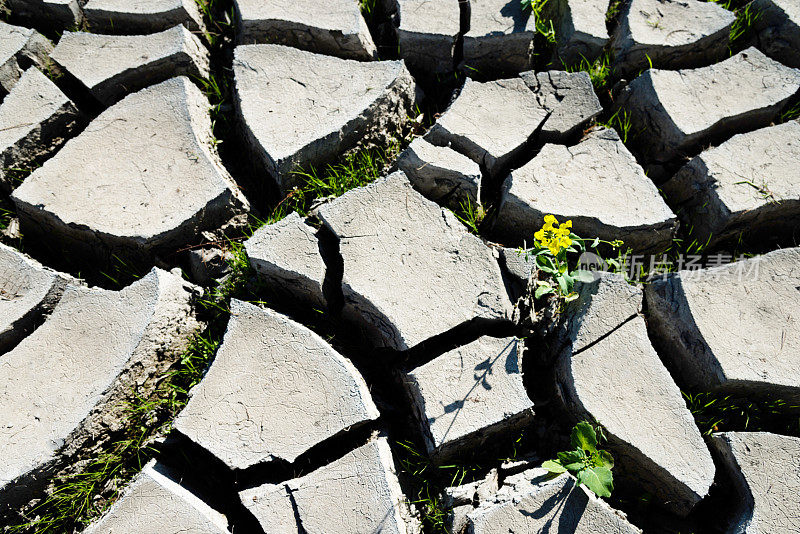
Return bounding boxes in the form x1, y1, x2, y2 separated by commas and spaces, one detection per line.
0, 0, 799, 533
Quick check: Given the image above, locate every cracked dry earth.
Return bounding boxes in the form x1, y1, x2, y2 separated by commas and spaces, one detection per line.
0, 0, 799, 533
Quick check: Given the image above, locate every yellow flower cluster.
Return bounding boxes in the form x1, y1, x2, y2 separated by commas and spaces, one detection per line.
535, 214, 573, 256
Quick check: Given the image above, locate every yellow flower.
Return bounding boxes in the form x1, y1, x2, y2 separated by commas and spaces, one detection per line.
534, 215, 573, 255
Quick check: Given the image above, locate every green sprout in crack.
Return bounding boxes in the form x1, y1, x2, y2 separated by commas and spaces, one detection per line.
395, 441, 479, 534
683, 391, 800, 437
274, 141, 401, 221
734, 179, 779, 204
542, 421, 615, 498
598, 107, 635, 143
728, 2, 762, 49
521, 0, 557, 44
0, 204, 14, 233
194, 74, 228, 141
522, 214, 624, 302
564, 51, 613, 93
360, 0, 379, 17
645, 18, 662, 29
193, 0, 233, 49
605, 0, 622, 23
453, 196, 485, 235
780, 100, 800, 122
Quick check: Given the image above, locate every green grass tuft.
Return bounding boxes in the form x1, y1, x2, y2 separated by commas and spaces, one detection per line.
395, 441, 484, 534
359, 0, 379, 17
264, 142, 402, 224
193, 0, 233, 49
708, 0, 762, 52
728, 2, 761, 49
683, 391, 800, 437
522, 0, 557, 44
194, 73, 229, 145
395, 433, 529, 533
564, 51, 613, 93
97, 254, 145, 288
598, 107, 635, 143
0, 201, 14, 233
780, 100, 800, 122
452, 197, 485, 235
605, 0, 622, 23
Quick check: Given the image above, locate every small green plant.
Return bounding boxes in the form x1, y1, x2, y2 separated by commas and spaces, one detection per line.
194, 74, 228, 140
598, 107, 635, 143
522, 0, 557, 44
3, 166, 37, 187
728, 2, 761, 49
360, 0, 378, 17
0, 203, 14, 233
395, 433, 527, 533
605, 0, 622, 23
98, 254, 144, 288
780, 100, 800, 122
542, 421, 615, 498
270, 141, 400, 222
683, 391, 800, 437
42, 58, 63, 83
453, 197, 485, 235
193, 0, 232, 48
734, 179, 778, 203
395, 441, 482, 534
523, 215, 623, 302
646, 18, 662, 29
564, 51, 612, 92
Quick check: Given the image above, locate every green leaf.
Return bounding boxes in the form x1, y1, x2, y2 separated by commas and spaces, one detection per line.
541, 459, 567, 474
563, 292, 579, 302
572, 269, 596, 283
556, 274, 573, 295
590, 237, 600, 248
534, 283, 555, 299
536, 254, 557, 273
570, 421, 598, 452
598, 450, 614, 469
577, 466, 614, 498
557, 449, 587, 471
568, 234, 584, 250
539, 264, 558, 275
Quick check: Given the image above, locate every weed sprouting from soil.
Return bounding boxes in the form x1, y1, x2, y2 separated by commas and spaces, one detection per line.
683, 391, 800, 437
264, 141, 403, 224
564, 51, 613, 94
708, 0, 763, 53
780, 99, 800, 122
0, 198, 15, 233
359, 0, 379, 17
605, 0, 622, 23
396, 441, 475, 533
598, 107, 635, 143
394, 431, 533, 533
728, 2, 762, 50
452, 197, 486, 235
193, 0, 234, 49
524, 0, 557, 44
